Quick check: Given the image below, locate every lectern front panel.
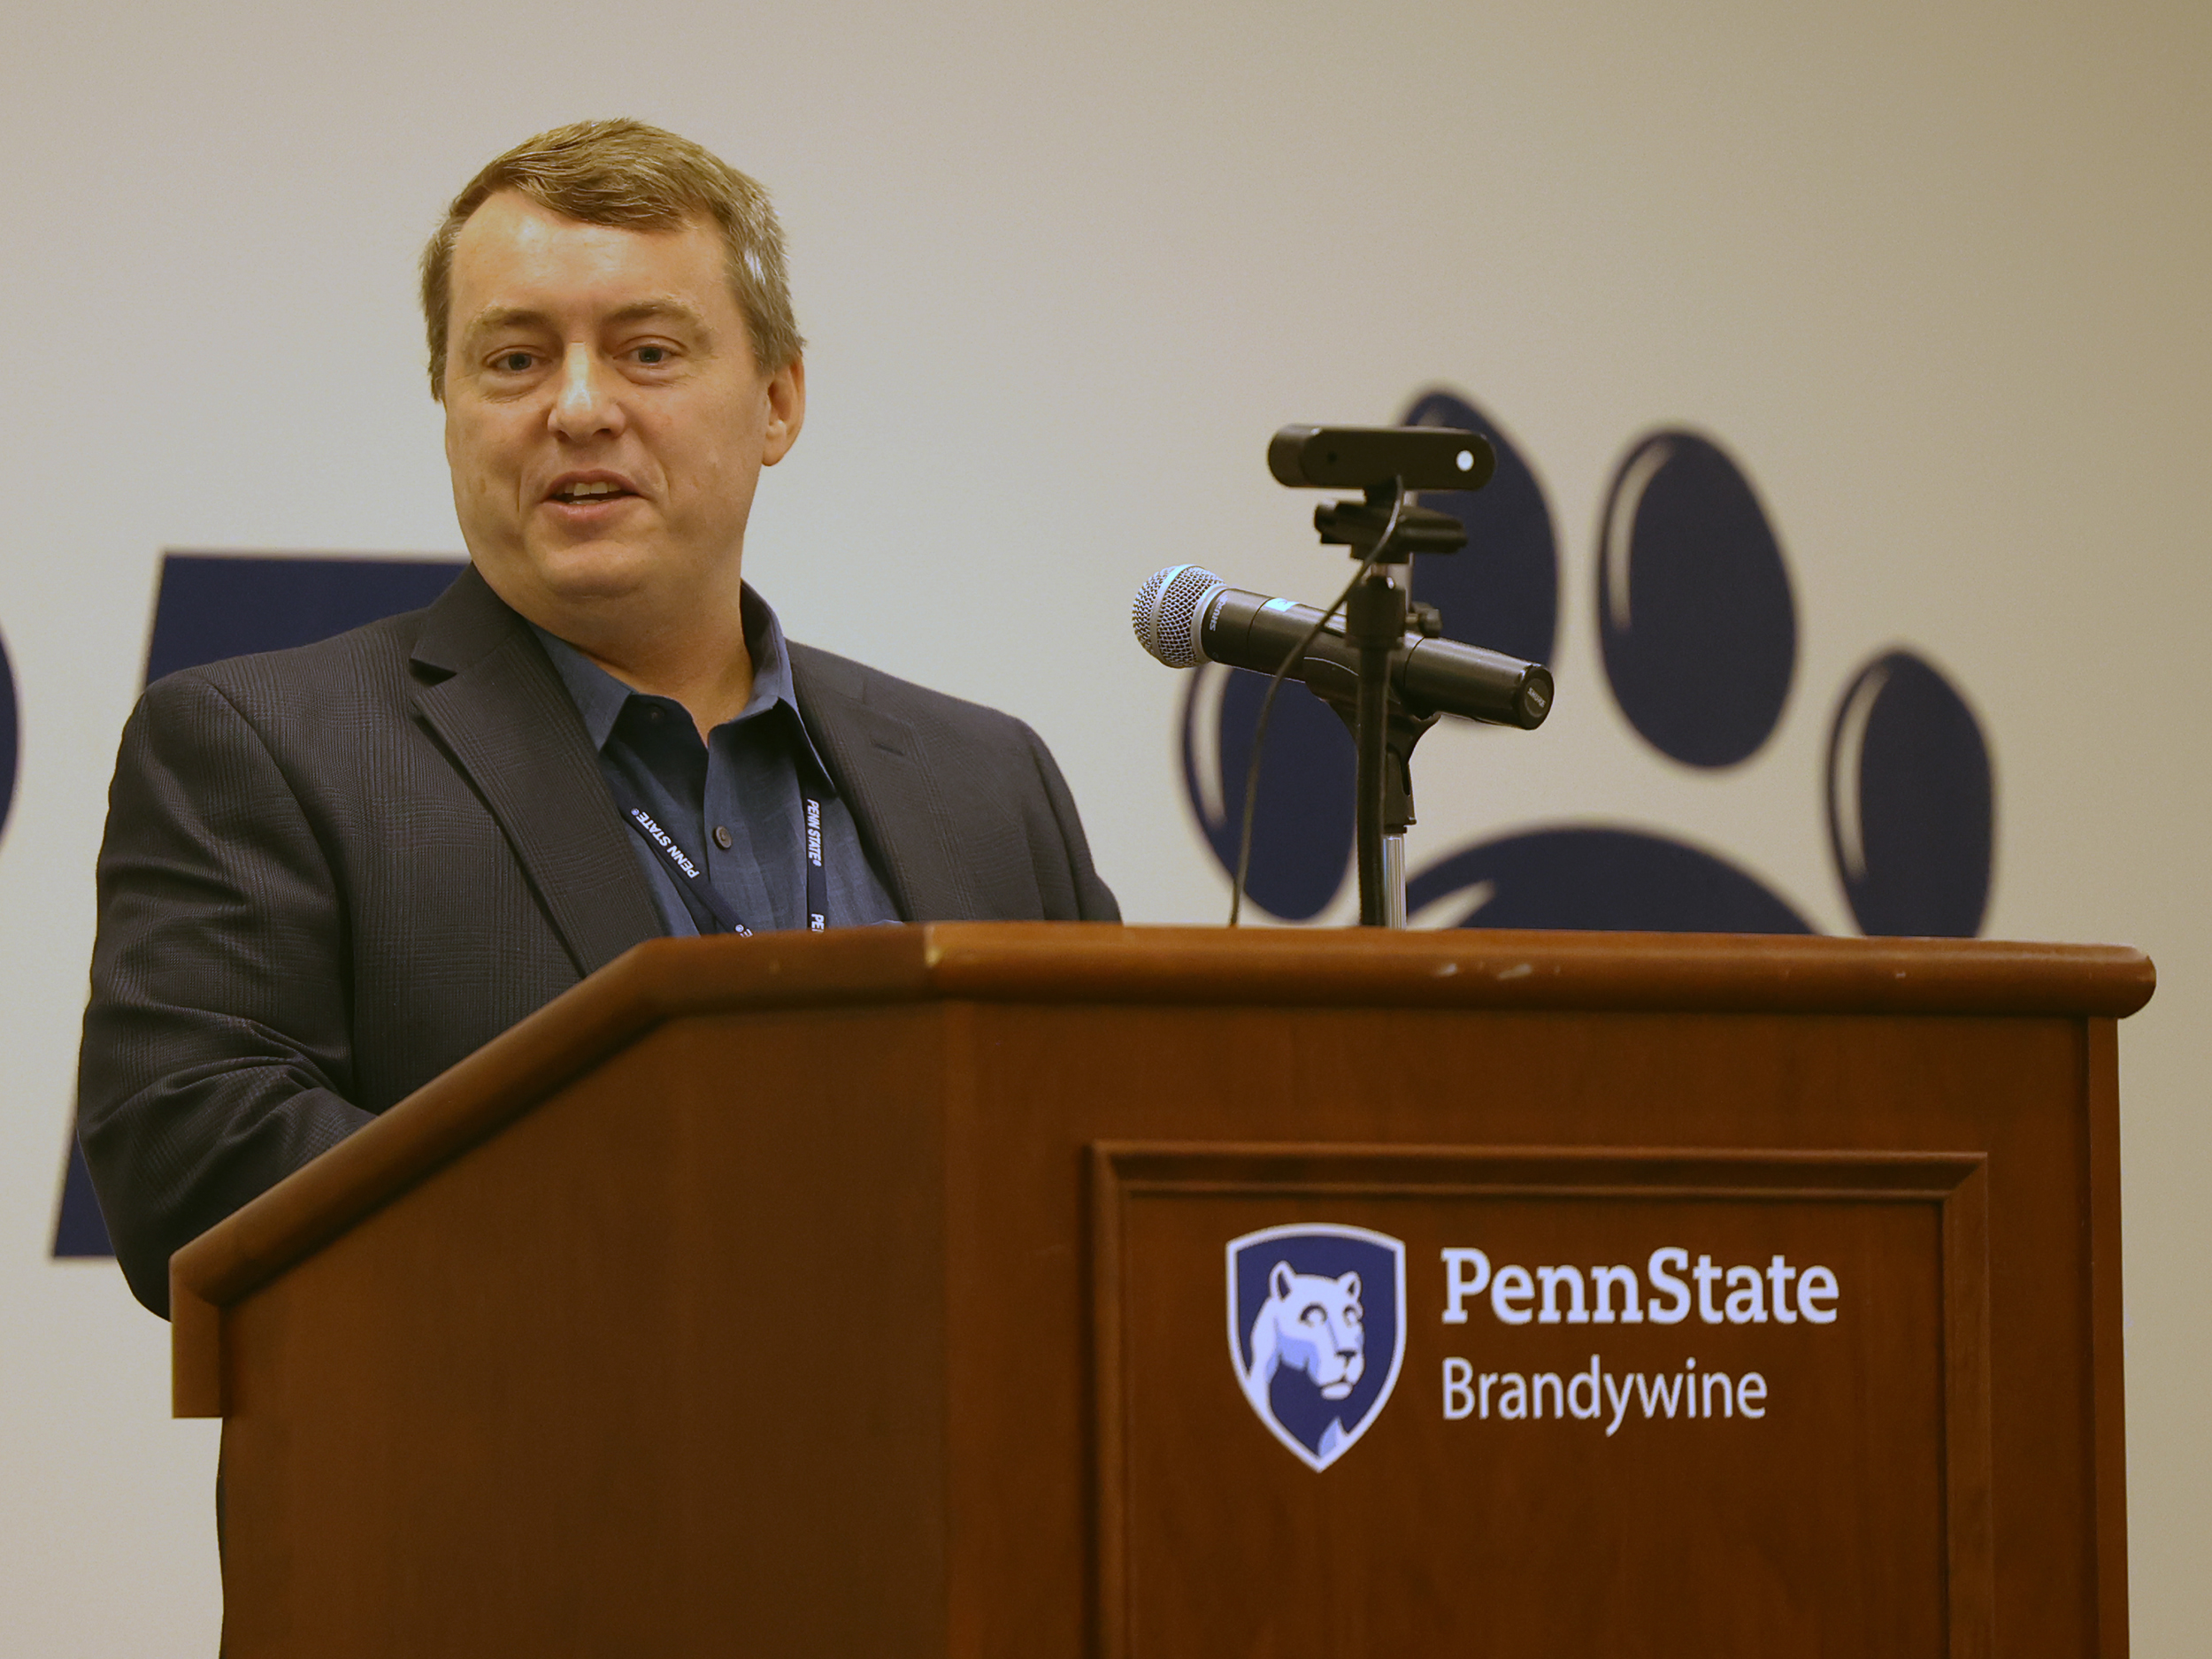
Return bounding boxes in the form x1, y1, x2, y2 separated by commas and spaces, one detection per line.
1092, 1147, 1989, 1658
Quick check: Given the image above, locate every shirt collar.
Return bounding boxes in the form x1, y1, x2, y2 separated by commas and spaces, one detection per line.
531, 585, 817, 767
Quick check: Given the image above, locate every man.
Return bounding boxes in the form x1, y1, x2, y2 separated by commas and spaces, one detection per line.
79, 119, 1118, 1318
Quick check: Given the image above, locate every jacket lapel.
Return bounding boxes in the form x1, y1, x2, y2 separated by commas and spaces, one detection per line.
409, 567, 663, 976
788, 642, 979, 921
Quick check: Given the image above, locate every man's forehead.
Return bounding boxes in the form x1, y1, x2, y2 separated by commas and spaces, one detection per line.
455, 187, 710, 250
448, 191, 728, 314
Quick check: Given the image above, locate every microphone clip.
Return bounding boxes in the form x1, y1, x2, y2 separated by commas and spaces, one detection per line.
1312, 481, 1468, 564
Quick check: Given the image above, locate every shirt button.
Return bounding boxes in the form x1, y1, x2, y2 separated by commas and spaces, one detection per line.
713, 826, 733, 849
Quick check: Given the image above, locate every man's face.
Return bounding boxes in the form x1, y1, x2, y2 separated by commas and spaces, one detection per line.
441, 190, 803, 637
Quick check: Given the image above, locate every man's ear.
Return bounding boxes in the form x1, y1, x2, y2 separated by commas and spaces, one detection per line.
762, 355, 806, 465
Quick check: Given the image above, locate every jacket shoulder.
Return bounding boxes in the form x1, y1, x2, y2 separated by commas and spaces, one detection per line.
144, 605, 432, 718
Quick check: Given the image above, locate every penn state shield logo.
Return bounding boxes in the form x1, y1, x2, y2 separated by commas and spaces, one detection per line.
1226, 1224, 1408, 1471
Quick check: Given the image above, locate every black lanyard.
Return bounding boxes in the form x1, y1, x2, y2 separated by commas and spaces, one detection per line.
606, 772, 828, 937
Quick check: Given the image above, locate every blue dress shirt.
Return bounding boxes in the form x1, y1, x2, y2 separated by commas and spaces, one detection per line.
533, 590, 902, 937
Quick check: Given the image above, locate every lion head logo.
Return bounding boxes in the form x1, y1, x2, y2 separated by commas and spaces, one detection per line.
1249, 1262, 1367, 1399
1227, 1224, 1407, 1471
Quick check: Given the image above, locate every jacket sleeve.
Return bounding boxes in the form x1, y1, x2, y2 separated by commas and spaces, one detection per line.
1020, 721, 1121, 923
78, 671, 373, 1317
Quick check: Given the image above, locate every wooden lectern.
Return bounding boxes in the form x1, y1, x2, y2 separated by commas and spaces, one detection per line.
173, 925, 2152, 1656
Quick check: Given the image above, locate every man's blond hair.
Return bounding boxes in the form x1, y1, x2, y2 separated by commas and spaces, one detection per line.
419, 118, 803, 399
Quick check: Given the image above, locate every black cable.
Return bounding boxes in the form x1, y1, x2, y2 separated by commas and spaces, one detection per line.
1228, 483, 1409, 926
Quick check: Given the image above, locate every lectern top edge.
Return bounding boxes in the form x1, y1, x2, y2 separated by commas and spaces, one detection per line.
906, 923, 2152, 1017
168, 923, 2152, 1417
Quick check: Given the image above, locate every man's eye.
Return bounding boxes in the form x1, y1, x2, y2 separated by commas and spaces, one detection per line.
494, 351, 535, 373
634, 345, 670, 365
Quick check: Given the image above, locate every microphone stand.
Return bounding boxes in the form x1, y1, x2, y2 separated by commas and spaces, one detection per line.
1300, 480, 1458, 928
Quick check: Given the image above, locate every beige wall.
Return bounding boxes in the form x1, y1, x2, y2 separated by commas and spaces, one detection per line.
2, 0, 2204, 1647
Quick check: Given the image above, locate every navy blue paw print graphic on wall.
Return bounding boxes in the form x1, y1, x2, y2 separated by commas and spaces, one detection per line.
1596, 431, 1794, 767
1826, 649, 1994, 936
0, 626, 18, 849
1176, 388, 1996, 941
1179, 393, 1559, 921
1405, 827, 1813, 933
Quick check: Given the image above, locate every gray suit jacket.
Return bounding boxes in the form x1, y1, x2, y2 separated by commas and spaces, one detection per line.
79, 566, 1118, 1315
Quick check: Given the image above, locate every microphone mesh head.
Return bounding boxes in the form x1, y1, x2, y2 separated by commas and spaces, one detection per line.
1132, 565, 1224, 668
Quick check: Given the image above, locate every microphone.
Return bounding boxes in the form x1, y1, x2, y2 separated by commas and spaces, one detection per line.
1132, 565, 1553, 730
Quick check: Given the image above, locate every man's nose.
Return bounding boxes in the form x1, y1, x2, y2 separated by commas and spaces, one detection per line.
547, 344, 623, 441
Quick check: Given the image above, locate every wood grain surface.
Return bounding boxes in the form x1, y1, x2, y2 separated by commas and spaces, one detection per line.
177, 925, 2148, 1656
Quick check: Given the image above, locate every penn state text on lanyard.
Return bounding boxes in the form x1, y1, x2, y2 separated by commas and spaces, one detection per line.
604, 774, 829, 936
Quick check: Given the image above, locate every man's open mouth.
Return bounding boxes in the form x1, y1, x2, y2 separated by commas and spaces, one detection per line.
549, 480, 635, 504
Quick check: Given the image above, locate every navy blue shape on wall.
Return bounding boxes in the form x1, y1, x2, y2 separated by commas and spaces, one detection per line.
1596, 432, 1796, 768
1180, 662, 1355, 921
1826, 649, 1994, 937
1407, 826, 1813, 934
50, 1148, 111, 1262
0, 626, 18, 847
54, 552, 467, 1261
142, 553, 466, 684
1398, 389, 1559, 668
